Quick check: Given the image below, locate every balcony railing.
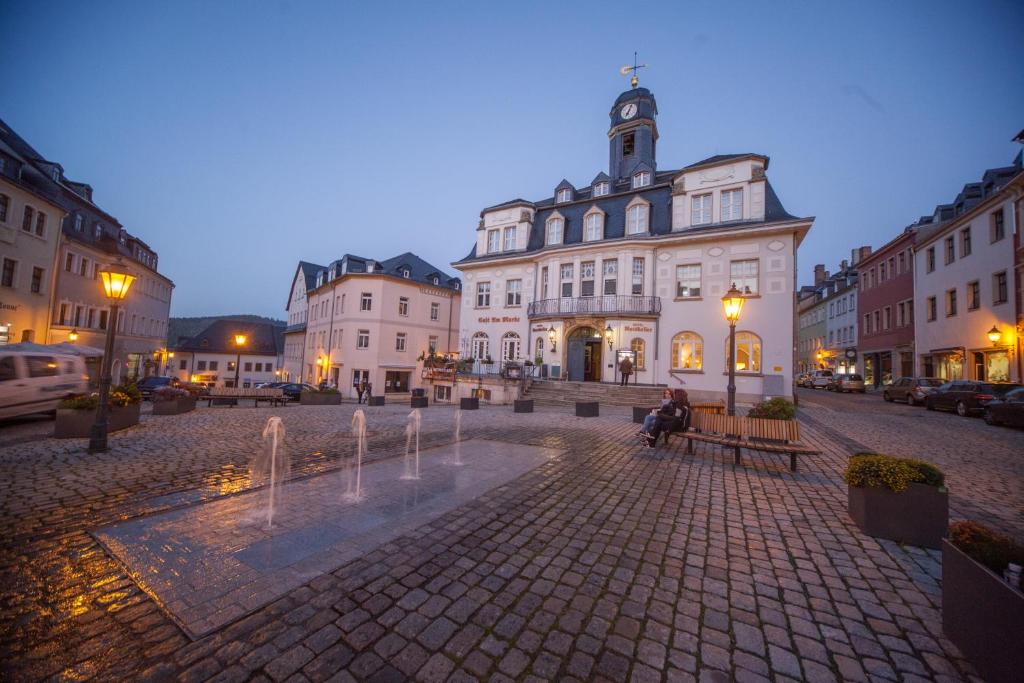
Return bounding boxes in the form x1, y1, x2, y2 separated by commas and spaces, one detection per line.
527, 295, 661, 319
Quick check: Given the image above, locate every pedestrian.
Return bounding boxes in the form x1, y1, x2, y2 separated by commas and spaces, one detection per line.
357, 380, 367, 404
619, 356, 633, 386
365, 382, 373, 402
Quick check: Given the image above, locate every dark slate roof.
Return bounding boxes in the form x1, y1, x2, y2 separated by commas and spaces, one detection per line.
299, 261, 324, 292
309, 251, 460, 292
175, 319, 284, 355
614, 87, 653, 106
457, 178, 798, 264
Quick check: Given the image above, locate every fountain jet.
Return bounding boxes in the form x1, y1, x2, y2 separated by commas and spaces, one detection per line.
401, 409, 422, 480
345, 410, 367, 501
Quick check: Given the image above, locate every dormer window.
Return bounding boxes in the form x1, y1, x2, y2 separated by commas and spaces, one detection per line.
584, 209, 604, 242
74, 214, 83, 232
118, 229, 126, 245
432, 276, 439, 285
626, 201, 649, 235
546, 216, 564, 245
316, 272, 324, 287
593, 182, 609, 197
94, 223, 102, 238
403, 268, 410, 278
556, 188, 571, 203
632, 171, 651, 188
721, 189, 743, 222
51, 168, 60, 182
503, 226, 517, 251
487, 229, 500, 253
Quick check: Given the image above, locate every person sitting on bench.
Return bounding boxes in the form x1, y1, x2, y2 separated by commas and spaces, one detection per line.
640, 389, 674, 437
640, 390, 691, 448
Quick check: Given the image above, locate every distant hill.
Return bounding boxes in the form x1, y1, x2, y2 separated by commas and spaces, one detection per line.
168, 315, 285, 347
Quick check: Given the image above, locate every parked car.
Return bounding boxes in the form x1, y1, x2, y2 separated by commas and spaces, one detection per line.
833, 374, 866, 393
137, 375, 180, 399
806, 370, 834, 389
0, 350, 89, 419
924, 381, 1023, 417
982, 387, 1024, 427
278, 383, 316, 400
796, 373, 811, 387
882, 377, 943, 406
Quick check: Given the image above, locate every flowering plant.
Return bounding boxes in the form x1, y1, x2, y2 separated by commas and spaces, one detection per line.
949, 521, 1024, 590
843, 453, 944, 492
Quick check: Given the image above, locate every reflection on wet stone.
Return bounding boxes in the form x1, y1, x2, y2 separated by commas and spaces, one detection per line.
92, 439, 556, 639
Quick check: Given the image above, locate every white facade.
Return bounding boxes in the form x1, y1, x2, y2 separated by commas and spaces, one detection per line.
913, 176, 1022, 382
172, 351, 282, 387
282, 263, 314, 382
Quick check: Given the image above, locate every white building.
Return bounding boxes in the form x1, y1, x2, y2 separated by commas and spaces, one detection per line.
172, 319, 283, 388
913, 156, 1023, 382
452, 83, 813, 403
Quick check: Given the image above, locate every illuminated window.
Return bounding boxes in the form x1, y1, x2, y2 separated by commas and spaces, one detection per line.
671, 332, 702, 370
727, 331, 762, 373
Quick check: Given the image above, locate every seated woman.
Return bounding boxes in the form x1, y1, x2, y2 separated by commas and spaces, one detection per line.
641, 389, 691, 448
640, 389, 674, 438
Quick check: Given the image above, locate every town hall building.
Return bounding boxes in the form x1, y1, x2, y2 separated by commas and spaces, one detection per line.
451, 82, 814, 403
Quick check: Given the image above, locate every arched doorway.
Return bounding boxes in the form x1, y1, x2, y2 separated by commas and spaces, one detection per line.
567, 326, 603, 382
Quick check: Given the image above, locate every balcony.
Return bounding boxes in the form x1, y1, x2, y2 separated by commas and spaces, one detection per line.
527, 295, 661, 319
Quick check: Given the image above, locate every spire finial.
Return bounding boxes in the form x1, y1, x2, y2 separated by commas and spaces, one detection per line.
619, 52, 647, 88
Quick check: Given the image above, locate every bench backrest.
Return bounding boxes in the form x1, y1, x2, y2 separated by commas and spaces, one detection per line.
693, 412, 801, 441
210, 387, 284, 397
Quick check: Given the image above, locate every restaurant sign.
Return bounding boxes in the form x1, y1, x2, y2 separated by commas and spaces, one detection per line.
478, 316, 521, 323
624, 324, 653, 333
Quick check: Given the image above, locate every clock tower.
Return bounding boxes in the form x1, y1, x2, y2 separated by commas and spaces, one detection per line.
608, 87, 658, 182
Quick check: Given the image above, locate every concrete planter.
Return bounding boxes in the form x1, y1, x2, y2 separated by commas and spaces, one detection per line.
55, 402, 141, 438
942, 539, 1024, 683
460, 397, 479, 410
300, 392, 342, 406
514, 399, 534, 413
410, 396, 428, 408
366, 396, 385, 406
152, 397, 196, 416
576, 401, 599, 418
848, 483, 948, 549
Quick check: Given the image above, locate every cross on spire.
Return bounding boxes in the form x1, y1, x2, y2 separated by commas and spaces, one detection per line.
619, 52, 648, 88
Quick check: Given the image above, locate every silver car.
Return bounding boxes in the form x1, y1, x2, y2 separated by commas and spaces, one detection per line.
809, 370, 834, 389
833, 374, 866, 393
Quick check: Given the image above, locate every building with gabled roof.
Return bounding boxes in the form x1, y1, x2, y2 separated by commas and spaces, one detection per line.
172, 318, 284, 387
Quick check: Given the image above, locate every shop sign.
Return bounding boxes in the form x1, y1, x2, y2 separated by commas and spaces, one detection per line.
478, 316, 521, 323
0, 301, 20, 311
531, 324, 548, 332
624, 324, 652, 333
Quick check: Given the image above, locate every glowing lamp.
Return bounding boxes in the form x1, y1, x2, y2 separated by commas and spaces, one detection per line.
99, 268, 135, 300
68, 329, 79, 342
604, 324, 614, 350
234, 334, 247, 346
721, 283, 745, 323
548, 325, 557, 353
987, 325, 1002, 344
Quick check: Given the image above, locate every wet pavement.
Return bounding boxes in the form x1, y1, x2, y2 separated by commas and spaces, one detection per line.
1, 398, 1022, 681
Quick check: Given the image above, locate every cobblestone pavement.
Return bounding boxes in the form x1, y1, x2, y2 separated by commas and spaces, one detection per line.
2, 396, 1022, 682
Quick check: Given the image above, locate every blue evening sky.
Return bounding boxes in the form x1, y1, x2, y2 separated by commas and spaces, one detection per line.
1, 1, 1022, 318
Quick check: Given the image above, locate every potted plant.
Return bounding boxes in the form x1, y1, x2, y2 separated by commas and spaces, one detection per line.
55, 383, 142, 438
844, 454, 948, 549
151, 386, 197, 415
942, 521, 1023, 683
300, 387, 342, 405
747, 397, 796, 420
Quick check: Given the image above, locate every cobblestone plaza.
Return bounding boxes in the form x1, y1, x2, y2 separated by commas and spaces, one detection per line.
2, 391, 1023, 682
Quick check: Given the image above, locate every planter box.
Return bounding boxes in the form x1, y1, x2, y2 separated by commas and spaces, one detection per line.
300, 392, 342, 406
576, 401, 599, 418
152, 397, 196, 416
514, 399, 534, 414
848, 483, 948, 549
632, 406, 651, 424
410, 396, 428, 408
942, 539, 1024, 683
460, 397, 479, 410
366, 396, 385, 407
55, 402, 141, 438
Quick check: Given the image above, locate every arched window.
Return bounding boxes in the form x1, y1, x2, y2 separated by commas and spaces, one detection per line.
501, 331, 521, 361
630, 338, 645, 369
535, 336, 544, 360
626, 203, 648, 235
471, 332, 489, 360
726, 331, 762, 373
671, 332, 703, 370
584, 210, 603, 241
546, 217, 564, 245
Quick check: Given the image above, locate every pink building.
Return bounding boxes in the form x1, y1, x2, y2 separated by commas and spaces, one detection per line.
858, 227, 917, 386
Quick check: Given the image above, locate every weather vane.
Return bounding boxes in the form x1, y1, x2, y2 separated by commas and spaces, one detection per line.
619, 52, 647, 88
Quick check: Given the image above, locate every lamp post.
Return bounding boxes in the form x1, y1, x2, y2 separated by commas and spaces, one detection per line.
88, 262, 136, 453
721, 283, 745, 417
233, 334, 247, 388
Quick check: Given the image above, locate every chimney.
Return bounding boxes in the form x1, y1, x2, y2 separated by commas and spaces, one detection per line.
814, 264, 826, 285
851, 246, 872, 265
839, 259, 849, 272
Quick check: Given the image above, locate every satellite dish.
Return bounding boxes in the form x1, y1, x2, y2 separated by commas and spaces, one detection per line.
619, 65, 633, 76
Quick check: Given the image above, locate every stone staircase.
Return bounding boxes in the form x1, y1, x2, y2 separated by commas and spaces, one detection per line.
523, 379, 667, 408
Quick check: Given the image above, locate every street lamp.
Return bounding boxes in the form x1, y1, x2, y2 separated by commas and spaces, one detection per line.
233, 334, 247, 388
548, 325, 557, 353
721, 283, 746, 417
604, 324, 614, 350
987, 325, 1002, 345
68, 329, 79, 342
88, 261, 136, 453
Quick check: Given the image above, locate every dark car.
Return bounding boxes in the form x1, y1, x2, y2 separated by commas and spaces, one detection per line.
883, 377, 943, 406
983, 387, 1024, 427
137, 376, 179, 399
924, 381, 1023, 417
278, 383, 316, 400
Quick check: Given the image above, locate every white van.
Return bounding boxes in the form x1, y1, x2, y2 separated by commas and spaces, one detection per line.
0, 351, 89, 419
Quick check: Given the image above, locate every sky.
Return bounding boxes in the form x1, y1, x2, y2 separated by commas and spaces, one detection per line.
1, 0, 1022, 319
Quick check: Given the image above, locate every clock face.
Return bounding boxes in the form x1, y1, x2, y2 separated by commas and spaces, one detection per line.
620, 103, 637, 120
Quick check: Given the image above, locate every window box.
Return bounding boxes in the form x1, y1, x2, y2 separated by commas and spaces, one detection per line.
300, 390, 342, 405
54, 403, 141, 438
942, 538, 1023, 683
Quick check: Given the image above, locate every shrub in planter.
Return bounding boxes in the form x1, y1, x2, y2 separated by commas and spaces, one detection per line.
747, 397, 795, 420
55, 385, 142, 438
152, 386, 197, 415
942, 521, 1024, 683
300, 388, 342, 405
844, 454, 948, 548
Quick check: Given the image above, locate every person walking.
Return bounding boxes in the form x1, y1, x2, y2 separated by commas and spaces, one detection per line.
619, 356, 633, 386
357, 380, 367, 404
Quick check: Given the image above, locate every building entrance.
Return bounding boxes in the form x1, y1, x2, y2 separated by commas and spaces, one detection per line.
567, 327, 603, 382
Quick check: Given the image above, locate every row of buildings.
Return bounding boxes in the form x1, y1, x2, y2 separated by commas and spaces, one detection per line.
0, 119, 173, 380
283, 82, 814, 404
799, 138, 1023, 386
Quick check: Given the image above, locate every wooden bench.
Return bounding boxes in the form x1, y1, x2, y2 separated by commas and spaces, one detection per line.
685, 412, 820, 471
201, 387, 286, 407
691, 401, 726, 415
